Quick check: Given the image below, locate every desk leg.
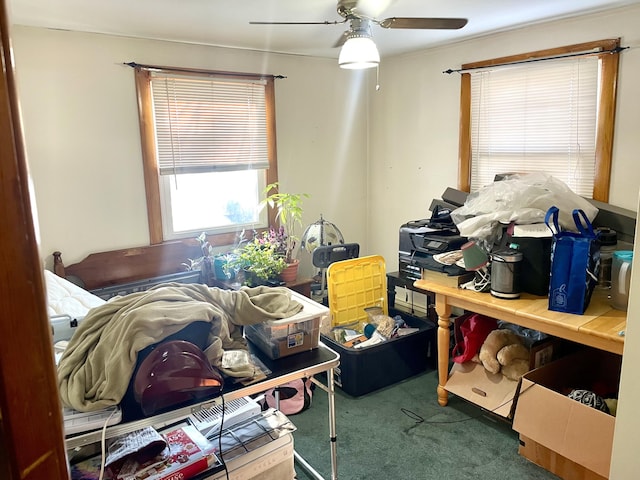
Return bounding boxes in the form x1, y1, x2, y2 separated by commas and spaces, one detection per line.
435, 294, 452, 407
299, 370, 338, 480
387, 275, 397, 309
327, 368, 338, 480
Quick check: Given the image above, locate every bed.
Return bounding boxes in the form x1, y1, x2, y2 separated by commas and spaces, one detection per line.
47, 241, 202, 343
46, 253, 226, 435
44, 270, 118, 434
47, 245, 338, 480
46, 244, 306, 421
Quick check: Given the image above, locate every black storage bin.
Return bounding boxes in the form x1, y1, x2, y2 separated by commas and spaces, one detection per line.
321, 314, 436, 397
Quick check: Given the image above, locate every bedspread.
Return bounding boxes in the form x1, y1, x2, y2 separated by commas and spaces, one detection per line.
57, 283, 303, 412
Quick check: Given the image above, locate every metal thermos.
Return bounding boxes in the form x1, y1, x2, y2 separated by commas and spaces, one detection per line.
490, 247, 523, 299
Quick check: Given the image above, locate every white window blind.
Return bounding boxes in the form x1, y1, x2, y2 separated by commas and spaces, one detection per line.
470, 57, 598, 196
150, 72, 269, 175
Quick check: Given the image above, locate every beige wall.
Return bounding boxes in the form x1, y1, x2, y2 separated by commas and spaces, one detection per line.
368, 4, 640, 272
10, 4, 640, 476
11, 27, 372, 279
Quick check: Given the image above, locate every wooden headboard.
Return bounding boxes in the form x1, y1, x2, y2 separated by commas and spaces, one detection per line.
53, 241, 201, 290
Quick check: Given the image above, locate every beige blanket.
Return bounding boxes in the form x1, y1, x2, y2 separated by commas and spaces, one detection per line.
57, 283, 303, 412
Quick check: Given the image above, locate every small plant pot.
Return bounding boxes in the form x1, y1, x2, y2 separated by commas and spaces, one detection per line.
279, 259, 300, 283
214, 254, 235, 280
243, 268, 270, 287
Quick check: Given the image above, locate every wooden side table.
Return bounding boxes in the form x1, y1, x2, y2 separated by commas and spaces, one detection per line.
413, 278, 625, 407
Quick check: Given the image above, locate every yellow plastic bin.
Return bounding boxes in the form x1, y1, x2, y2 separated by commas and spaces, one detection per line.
326, 255, 388, 330
322, 255, 435, 396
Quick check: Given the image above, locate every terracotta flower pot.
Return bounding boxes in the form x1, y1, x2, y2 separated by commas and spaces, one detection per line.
279, 259, 299, 283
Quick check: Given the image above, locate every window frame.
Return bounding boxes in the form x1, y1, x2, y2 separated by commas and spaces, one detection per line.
458, 38, 620, 202
134, 65, 279, 245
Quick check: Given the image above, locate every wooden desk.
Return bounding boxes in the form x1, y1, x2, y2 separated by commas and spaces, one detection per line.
413, 279, 626, 407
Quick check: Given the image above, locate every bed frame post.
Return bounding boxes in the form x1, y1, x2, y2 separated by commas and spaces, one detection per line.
53, 251, 66, 278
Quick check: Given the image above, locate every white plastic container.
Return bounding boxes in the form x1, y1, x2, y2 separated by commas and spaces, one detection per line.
244, 289, 329, 359
611, 250, 633, 311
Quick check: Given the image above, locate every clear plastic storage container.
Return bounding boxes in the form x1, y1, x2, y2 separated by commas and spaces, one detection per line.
244, 290, 329, 359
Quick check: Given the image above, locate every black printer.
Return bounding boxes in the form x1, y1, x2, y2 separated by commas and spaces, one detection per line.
399, 207, 467, 279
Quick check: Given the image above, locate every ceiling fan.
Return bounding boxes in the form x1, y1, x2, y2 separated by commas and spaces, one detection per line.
250, 0, 468, 69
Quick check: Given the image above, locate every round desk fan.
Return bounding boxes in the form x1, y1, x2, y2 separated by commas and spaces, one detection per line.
301, 215, 359, 303
301, 214, 345, 256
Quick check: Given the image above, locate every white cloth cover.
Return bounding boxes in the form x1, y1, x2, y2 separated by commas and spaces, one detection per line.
44, 269, 105, 318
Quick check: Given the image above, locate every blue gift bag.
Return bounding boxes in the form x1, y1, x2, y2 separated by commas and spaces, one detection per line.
545, 206, 601, 315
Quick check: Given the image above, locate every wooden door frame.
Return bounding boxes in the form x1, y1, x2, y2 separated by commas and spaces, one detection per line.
0, 1, 69, 478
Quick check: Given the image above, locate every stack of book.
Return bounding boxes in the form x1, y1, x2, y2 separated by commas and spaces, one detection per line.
421, 268, 475, 287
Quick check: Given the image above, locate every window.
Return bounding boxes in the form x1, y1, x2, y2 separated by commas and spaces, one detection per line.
458, 39, 620, 202
133, 65, 279, 244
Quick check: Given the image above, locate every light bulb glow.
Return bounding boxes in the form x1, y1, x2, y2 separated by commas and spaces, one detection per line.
338, 36, 380, 70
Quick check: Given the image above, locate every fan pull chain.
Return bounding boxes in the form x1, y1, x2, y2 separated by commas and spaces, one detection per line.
376, 64, 380, 91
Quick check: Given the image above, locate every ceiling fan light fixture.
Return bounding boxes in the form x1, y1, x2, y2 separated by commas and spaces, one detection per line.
338, 36, 380, 69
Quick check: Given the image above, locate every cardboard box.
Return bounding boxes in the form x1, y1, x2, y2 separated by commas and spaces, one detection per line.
512, 348, 621, 478
244, 290, 328, 360
518, 435, 606, 480
445, 337, 560, 418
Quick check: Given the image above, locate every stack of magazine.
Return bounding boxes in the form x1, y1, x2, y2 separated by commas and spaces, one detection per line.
71, 423, 222, 480
70, 408, 296, 480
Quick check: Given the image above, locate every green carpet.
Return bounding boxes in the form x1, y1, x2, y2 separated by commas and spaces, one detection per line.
291, 370, 560, 480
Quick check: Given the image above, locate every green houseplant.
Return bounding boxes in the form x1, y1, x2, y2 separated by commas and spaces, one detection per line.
225, 230, 287, 286
261, 182, 310, 282
223, 184, 310, 286
183, 232, 247, 284
182, 232, 216, 284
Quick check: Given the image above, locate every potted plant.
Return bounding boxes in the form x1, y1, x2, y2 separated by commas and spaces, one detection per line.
211, 230, 248, 283
261, 182, 310, 282
183, 232, 249, 285
182, 232, 216, 284
225, 230, 287, 286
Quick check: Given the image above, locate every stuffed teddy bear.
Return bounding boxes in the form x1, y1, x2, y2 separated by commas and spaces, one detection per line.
478, 328, 530, 381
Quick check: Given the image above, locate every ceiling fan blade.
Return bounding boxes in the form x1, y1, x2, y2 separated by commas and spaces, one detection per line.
249, 20, 346, 26
333, 30, 350, 48
379, 17, 468, 30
